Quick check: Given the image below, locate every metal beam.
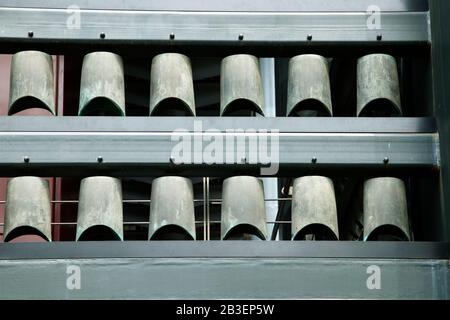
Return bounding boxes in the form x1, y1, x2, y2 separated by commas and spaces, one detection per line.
0, 241, 448, 260
0, 8, 430, 56
0, 242, 447, 300
0, 241, 448, 300
0, 0, 430, 12
0, 116, 437, 133
0, 117, 439, 177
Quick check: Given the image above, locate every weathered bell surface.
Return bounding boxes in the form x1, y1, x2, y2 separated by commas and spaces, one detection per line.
8, 51, 55, 115
291, 176, 339, 240
220, 54, 265, 116
76, 176, 123, 241
149, 53, 196, 116
4, 176, 52, 242
79, 52, 126, 116
148, 176, 196, 240
287, 55, 333, 117
363, 177, 411, 241
357, 54, 402, 117
221, 176, 267, 240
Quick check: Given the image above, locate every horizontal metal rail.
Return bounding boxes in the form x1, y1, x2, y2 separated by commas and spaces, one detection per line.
0, 117, 439, 177
0, 0, 430, 12
0, 117, 439, 176
0, 198, 291, 204
0, 241, 448, 260
0, 7, 430, 55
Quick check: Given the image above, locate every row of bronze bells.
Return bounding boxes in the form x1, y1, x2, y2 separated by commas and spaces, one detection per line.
2, 176, 410, 242
8, 51, 401, 117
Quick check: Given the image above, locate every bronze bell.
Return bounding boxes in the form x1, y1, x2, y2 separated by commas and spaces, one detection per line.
79, 52, 126, 116
8, 51, 55, 115
149, 53, 196, 116
287, 54, 332, 117
148, 176, 196, 240
220, 54, 265, 116
4, 177, 52, 242
221, 176, 267, 240
76, 176, 123, 241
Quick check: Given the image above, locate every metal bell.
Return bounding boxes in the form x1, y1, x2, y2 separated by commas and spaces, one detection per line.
148, 176, 196, 240
76, 176, 123, 241
220, 54, 265, 116
363, 177, 410, 241
291, 176, 339, 240
3, 177, 52, 242
357, 54, 402, 117
79, 52, 126, 116
149, 53, 196, 116
287, 55, 333, 117
221, 176, 267, 240
8, 51, 55, 115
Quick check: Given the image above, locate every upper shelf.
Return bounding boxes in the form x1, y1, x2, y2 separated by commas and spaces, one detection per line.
0, 0, 430, 12
0, 2, 430, 56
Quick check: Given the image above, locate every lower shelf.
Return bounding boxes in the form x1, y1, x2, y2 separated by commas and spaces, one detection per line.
0, 241, 448, 299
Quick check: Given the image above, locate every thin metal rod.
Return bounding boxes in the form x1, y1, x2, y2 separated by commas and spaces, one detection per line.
0, 221, 292, 227
206, 177, 210, 241
202, 177, 207, 241
0, 198, 292, 204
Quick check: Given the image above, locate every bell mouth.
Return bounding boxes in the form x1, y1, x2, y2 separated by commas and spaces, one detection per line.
77, 225, 123, 241
4, 226, 51, 242
151, 97, 195, 116
79, 97, 125, 116
289, 99, 332, 117
221, 99, 264, 117
223, 223, 266, 241
359, 98, 402, 117
9, 96, 54, 116
365, 224, 410, 241
149, 225, 195, 240
292, 223, 338, 241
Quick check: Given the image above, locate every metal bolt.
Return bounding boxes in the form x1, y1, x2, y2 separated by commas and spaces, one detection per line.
311, 157, 317, 164
28, 31, 34, 38
100, 32, 106, 39
170, 33, 175, 40
23, 156, 30, 163
377, 34, 382, 41
97, 156, 103, 163
383, 157, 389, 165
241, 156, 247, 164
307, 34, 313, 41
238, 34, 244, 41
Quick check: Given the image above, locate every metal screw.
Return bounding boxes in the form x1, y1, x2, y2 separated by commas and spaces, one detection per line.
170, 33, 175, 40
97, 156, 103, 163
238, 34, 244, 41
311, 157, 317, 164
100, 32, 106, 39
377, 34, 382, 41
307, 34, 313, 41
383, 157, 389, 165
241, 156, 247, 164
28, 31, 34, 38
23, 156, 30, 163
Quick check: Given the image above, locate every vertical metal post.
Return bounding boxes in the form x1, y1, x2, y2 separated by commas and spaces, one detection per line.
203, 177, 207, 241
206, 177, 210, 240
260, 58, 279, 240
